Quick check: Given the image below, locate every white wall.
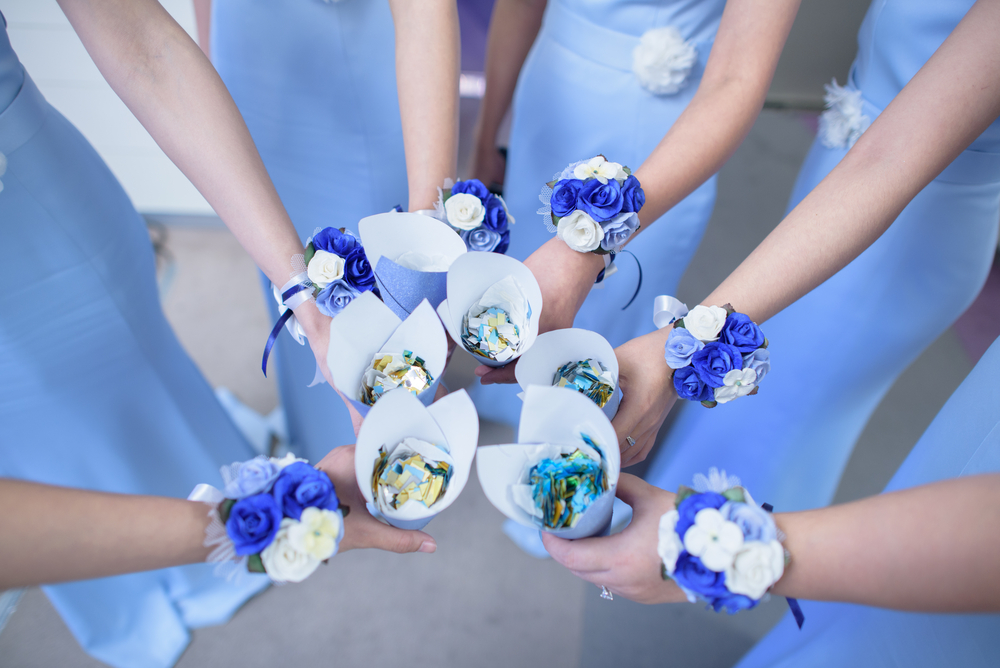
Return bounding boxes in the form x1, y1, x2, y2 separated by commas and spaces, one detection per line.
2, 0, 213, 214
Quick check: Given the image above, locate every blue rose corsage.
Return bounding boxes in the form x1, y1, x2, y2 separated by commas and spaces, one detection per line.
190, 455, 347, 584
656, 298, 769, 408
538, 155, 645, 255
659, 469, 800, 625
430, 178, 514, 254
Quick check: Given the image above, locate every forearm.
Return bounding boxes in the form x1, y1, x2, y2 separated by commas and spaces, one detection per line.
0, 480, 210, 588
389, 0, 460, 211
772, 475, 1000, 611
193, 0, 211, 58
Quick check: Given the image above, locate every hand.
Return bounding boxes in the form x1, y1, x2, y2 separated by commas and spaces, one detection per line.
542, 474, 688, 604
475, 238, 605, 384
470, 141, 507, 192
612, 328, 676, 467
315, 445, 437, 554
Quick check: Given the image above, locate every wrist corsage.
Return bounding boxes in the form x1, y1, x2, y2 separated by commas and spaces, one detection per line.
538, 155, 645, 254
658, 469, 799, 623
657, 298, 769, 408
189, 455, 347, 584
427, 178, 514, 254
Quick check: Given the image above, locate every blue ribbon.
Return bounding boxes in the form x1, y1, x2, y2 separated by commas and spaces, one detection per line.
761, 502, 805, 629
593, 250, 642, 311
261, 282, 312, 377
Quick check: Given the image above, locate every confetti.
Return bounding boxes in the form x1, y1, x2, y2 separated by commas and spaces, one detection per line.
553, 358, 615, 408
372, 438, 453, 512
527, 446, 608, 530
462, 275, 532, 363
361, 350, 435, 406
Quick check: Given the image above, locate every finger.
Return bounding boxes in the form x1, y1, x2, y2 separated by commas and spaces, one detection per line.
476, 361, 518, 385
570, 570, 610, 586
610, 395, 640, 452
335, 388, 364, 436
541, 531, 615, 574
362, 521, 437, 554
622, 431, 653, 467
433, 382, 449, 401
614, 473, 654, 509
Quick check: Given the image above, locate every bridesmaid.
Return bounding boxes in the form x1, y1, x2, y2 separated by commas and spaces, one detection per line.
203, 0, 459, 462
0, 2, 336, 666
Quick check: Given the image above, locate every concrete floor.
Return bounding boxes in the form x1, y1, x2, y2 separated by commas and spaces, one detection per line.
0, 108, 984, 668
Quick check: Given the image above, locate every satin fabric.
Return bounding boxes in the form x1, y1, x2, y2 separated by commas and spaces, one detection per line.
646, 0, 1000, 512
211, 0, 408, 462
0, 20, 267, 668
737, 336, 1000, 667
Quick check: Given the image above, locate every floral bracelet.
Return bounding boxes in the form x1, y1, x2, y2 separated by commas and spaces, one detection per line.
423, 178, 513, 254
189, 454, 347, 584
658, 469, 803, 626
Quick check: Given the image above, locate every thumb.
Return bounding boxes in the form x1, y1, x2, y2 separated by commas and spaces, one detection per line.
614, 473, 653, 509
366, 523, 437, 554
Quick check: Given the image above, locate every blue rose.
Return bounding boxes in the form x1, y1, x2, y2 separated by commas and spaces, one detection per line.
550, 179, 583, 218
483, 196, 509, 233
450, 179, 490, 201
664, 328, 705, 369
720, 313, 765, 353
495, 230, 511, 255
675, 491, 727, 539
316, 279, 360, 318
343, 247, 376, 292
577, 178, 624, 222
226, 493, 282, 556
691, 342, 743, 388
721, 501, 777, 542
599, 212, 640, 252
462, 227, 502, 252
742, 348, 770, 383
312, 227, 358, 258
620, 175, 646, 213
712, 592, 757, 614
673, 366, 713, 403
224, 457, 280, 499
271, 462, 339, 520
671, 552, 729, 599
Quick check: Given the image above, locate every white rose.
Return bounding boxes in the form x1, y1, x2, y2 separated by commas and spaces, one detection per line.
557, 210, 603, 253
657, 510, 683, 574
683, 508, 744, 572
306, 249, 345, 289
632, 26, 698, 96
714, 368, 758, 404
684, 305, 728, 341
444, 193, 486, 230
725, 540, 785, 600
287, 507, 343, 560
260, 518, 321, 583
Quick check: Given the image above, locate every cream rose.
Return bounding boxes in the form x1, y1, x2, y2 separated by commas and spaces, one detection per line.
684, 305, 728, 341
725, 540, 785, 599
444, 193, 486, 230
683, 508, 744, 572
657, 510, 683, 573
288, 507, 343, 560
557, 210, 603, 253
306, 249, 345, 289
260, 518, 321, 583
714, 368, 758, 404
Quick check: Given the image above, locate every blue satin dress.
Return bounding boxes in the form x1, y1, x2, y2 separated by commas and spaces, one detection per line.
737, 335, 1000, 667
0, 15, 267, 668
646, 0, 1000, 512
211, 0, 408, 462
470, 0, 725, 425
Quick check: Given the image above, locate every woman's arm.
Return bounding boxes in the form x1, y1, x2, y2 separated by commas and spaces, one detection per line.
389, 0, 461, 211
543, 473, 1000, 611
192, 0, 211, 58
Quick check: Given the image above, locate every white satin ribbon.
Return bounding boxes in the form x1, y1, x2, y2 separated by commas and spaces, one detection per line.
652, 295, 689, 329
187, 483, 224, 503
280, 272, 313, 310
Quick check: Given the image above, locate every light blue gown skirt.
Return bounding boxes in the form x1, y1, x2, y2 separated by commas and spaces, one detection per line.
736, 336, 1000, 667
470, 0, 724, 425
0, 23, 267, 668
211, 0, 407, 462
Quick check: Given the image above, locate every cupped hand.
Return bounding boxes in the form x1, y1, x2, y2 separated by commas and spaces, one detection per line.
315, 444, 437, 555
542, 473, 687, 604
476, 238, 605, 385
612, 327, 676, 467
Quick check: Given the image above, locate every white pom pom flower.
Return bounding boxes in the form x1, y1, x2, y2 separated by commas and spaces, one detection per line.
683, 507, 744, 572
260, 518, 322, 583
725, 540, 785, 599
573, 156, 626, 185
288, 507, 343, 561
714, 368, 758, 404
557, 210, 604, 253
632, 26, 698, 96
818, 78, 871, 149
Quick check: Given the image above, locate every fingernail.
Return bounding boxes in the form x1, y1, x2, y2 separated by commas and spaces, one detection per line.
418, 541, 437, 553
474, 366, 488, 376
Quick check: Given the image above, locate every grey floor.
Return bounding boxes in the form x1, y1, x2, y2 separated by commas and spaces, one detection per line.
0, 109, 976, 667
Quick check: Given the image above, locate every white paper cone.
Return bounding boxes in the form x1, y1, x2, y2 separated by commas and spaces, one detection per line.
358, 212, 467, 273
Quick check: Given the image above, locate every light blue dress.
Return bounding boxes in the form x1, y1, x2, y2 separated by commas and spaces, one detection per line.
471, 0, 726, 425
646, 0, 1000, 512
211, 0, 408, 462
736, 335, 1000, 667
0, 15, 267, 668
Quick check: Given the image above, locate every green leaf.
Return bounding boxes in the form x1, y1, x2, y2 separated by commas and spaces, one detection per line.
674, 318, 686, 330
701, 400, 719, 409
675, 485, 696, 505
247, 553, 266, 574
722, 303, 736, 316
551, 214, 562, 225
442, 189, 452, 203
303, 242, 315, 268
748, 386, 759, 396
722, 487, 746, 504
546, 180, 557, 189
661, 563, 671, 581
623, 165, 632, 176
218, 498, 235, 524
762, 337, 769, 349
339, 503, 350, 519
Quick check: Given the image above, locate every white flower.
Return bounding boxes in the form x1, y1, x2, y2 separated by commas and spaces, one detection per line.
692, 468, 741, 494
307, 249, 345, 289
260, 518, 322, 583
683, 508, 744, 572
657, 510, 683, 574
444, 193, 486, 230
287, 507, 342, 560
632, 26, 698, 96
573, 156, 626, 185
819, 78, 871, 149
557, 210, 603, 253
714, 368, 758, 404
725, 540, 785, 599
684, 305, 728, 341
270, 453, 308, 470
